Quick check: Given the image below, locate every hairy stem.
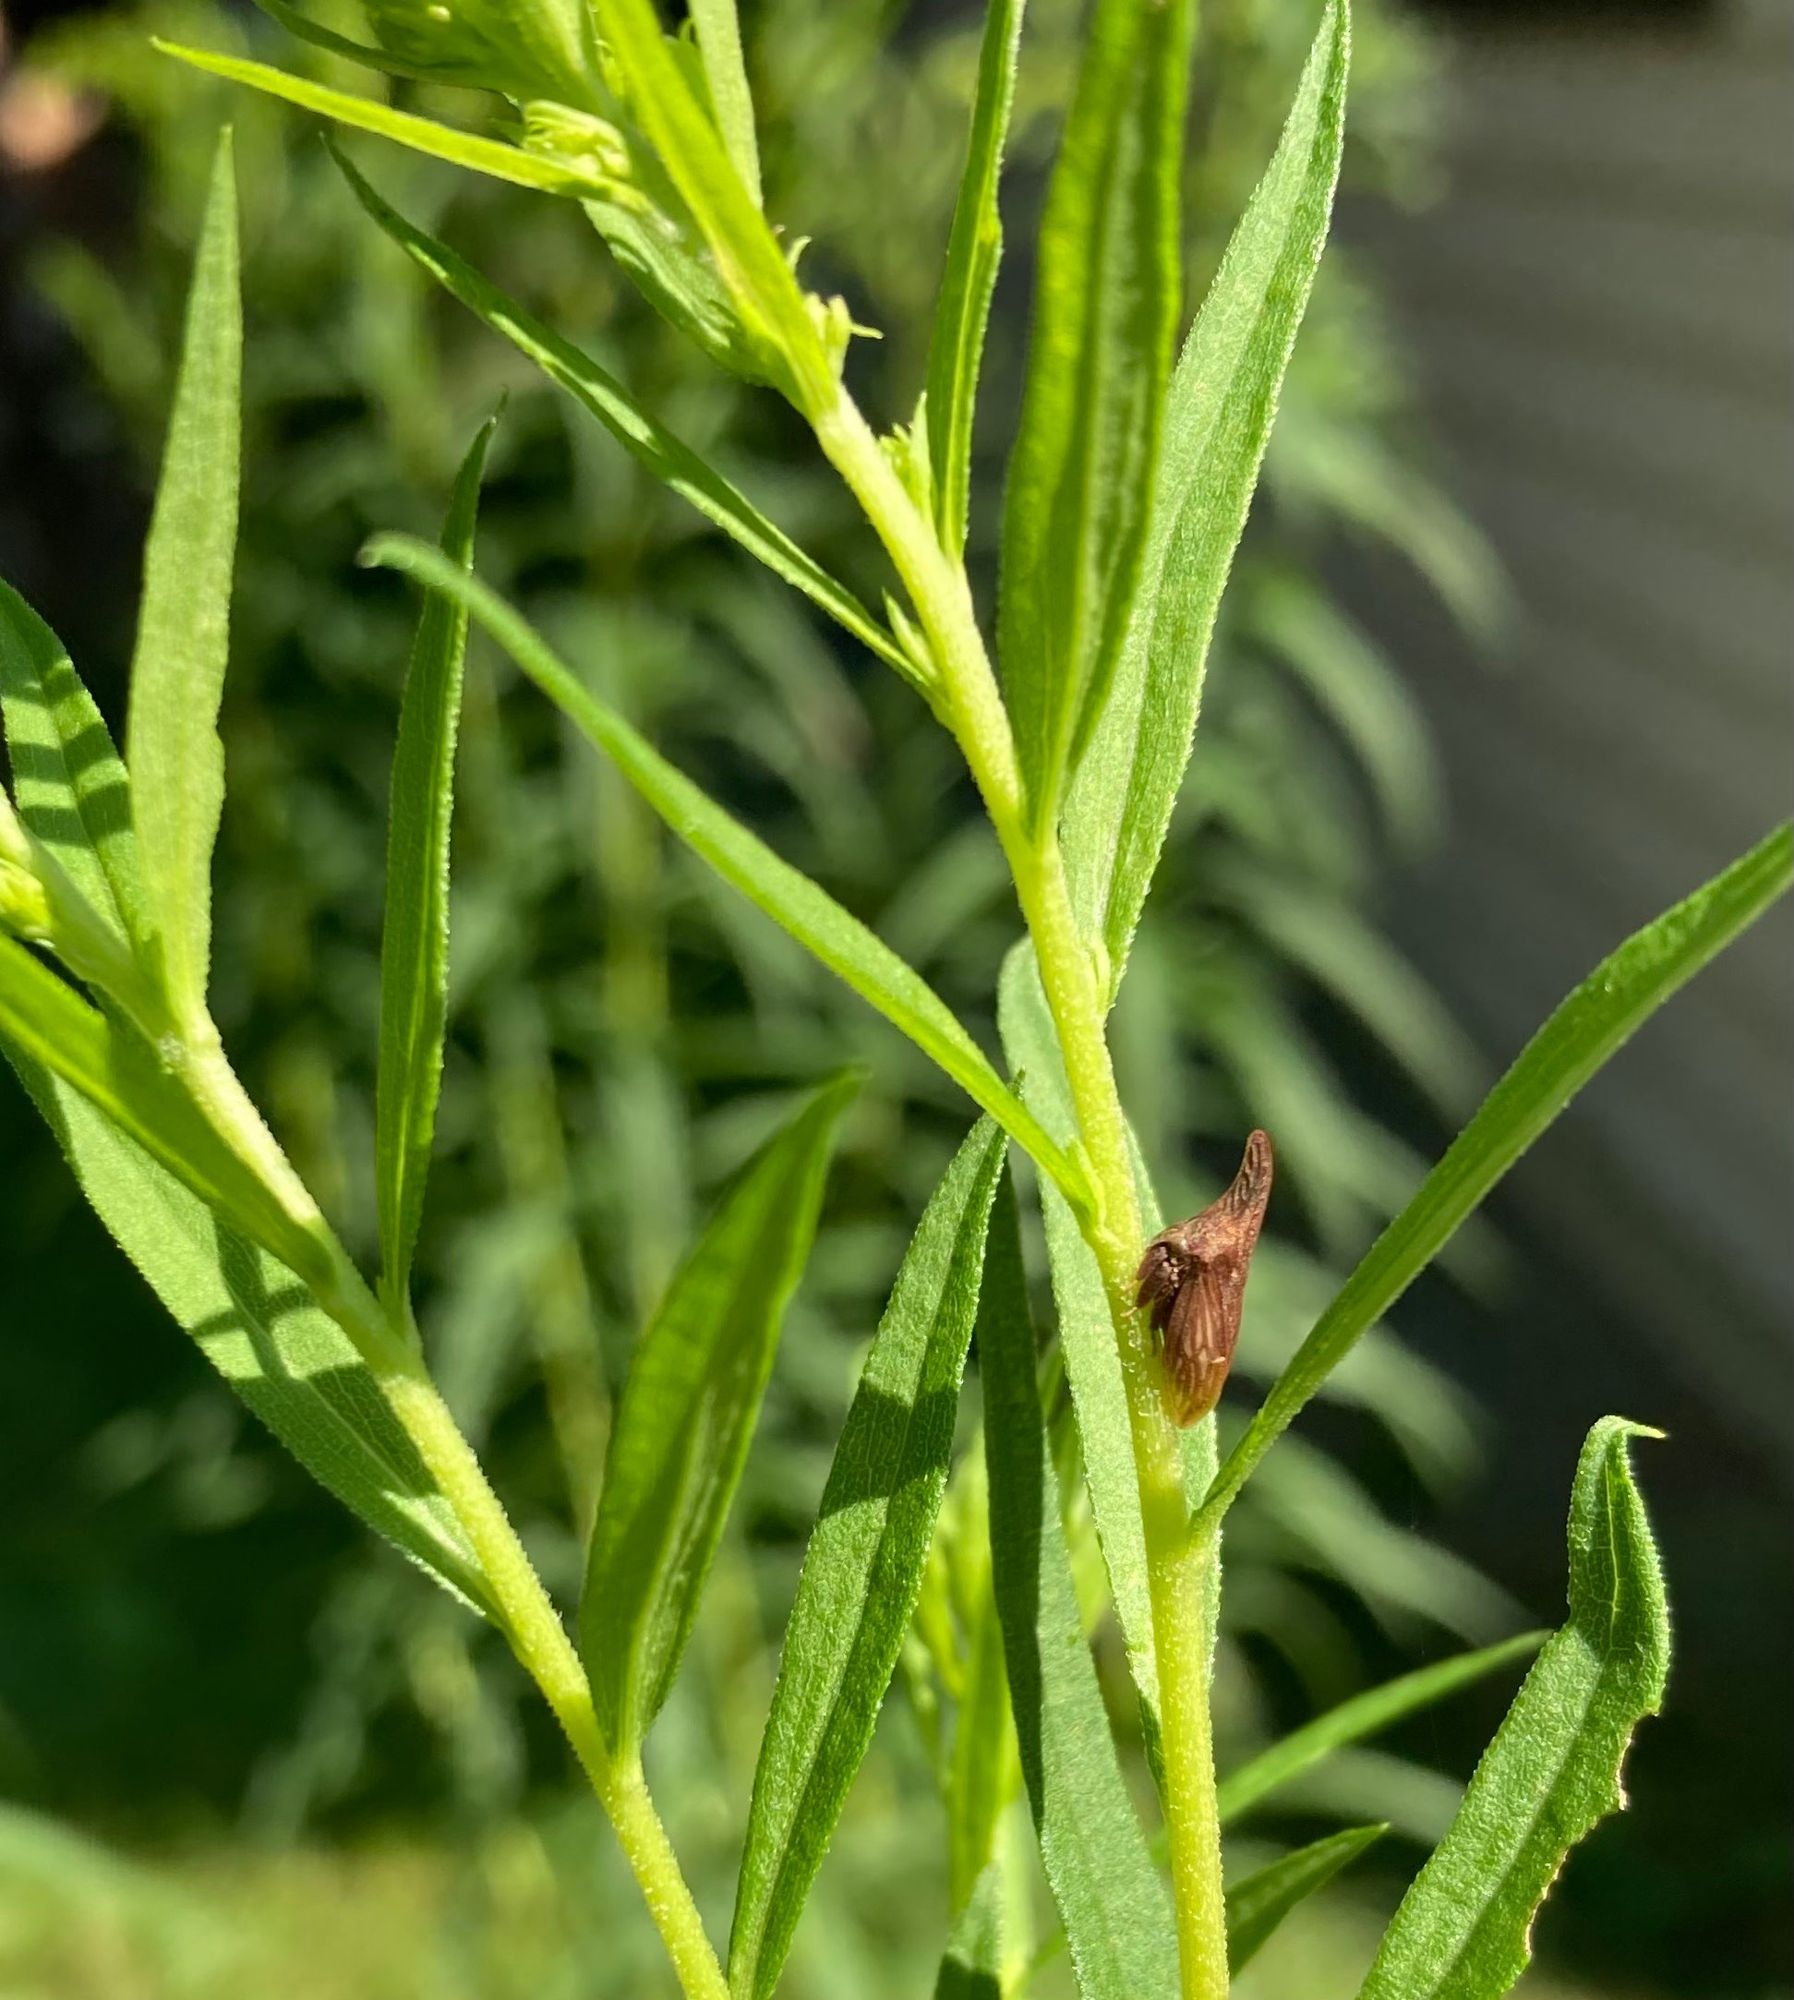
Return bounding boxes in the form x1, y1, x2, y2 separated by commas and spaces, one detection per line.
817, 380, 1230, 1998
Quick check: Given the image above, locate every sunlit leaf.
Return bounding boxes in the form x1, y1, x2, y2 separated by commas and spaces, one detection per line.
980, 1165, 1179, 2000
729, 1117, 1006, 2000
580, 1076, 856, 1753
361, 537, 1088, 1209
375, 416, 494, 1311
333, 151, 909, 678
923, 0, 1025, 559
998, 0, 1196, 835
123, 128, 239, 1026
1196, 822, 1793, 1532
1357, 1419, 1670, 2000
1064, 0, 1349, 992
687, 0, 761, 202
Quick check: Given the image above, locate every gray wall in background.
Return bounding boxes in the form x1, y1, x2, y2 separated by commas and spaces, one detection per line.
1343, 0, 1791, 1456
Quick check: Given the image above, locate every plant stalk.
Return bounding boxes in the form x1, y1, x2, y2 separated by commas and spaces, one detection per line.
817, 382, 1231, 1998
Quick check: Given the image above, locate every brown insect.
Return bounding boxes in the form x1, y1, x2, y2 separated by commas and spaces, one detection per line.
1134, 1130, 1274, 1426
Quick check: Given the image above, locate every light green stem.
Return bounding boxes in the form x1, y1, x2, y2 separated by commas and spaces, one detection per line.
815, 383, 1230, 1999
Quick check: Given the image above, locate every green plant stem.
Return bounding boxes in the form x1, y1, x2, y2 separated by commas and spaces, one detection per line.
815, 381, 1230, 1999
173, 1027, 731, 2000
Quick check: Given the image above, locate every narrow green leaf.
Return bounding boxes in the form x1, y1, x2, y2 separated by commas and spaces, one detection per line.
923, 0, 1025, 559
1357, 1419, 1671, 2000
1198, 822, 1793, 1533
0, 581, 143, 946
1217, 1631, 1546, 1826
580, 1076, 856, 1753
3, 1038, 493, 1615
997, 943, 1157, 1712
998, 0, 1195, 834
361, 536, 1088, 1210
375, 417, 494, 1311
729, 1118, 1006, 2000
247, 0, 454, 87
947, 1581, 1019, 1913
1227, 1824, 1385, 1972
687, 0, 761, 204
123, 128, 239, 1026
935, 1859, 1004, 2000
1064, 0, 1350, 993
587, 0, 831, 407
980, 1166, 1179, 2000
0, 933, 320, 1288
332, 151, 908, 677
355, 0, 600, 105
155, 43, 613, 200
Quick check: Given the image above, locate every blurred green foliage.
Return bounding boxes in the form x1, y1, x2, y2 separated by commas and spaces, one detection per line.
0, 0, 1515, 1986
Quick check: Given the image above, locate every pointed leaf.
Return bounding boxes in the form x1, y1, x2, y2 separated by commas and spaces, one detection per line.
935, 1860, 1004, 2000
0, 581, 143, 946
124, 129, 239, 1025
0, 933, 321, 1286
375, 417, 494, 1310
998, 0, 1195, 834
333, 151, 908, 677
1357, 1419, 1670, 2000
580, 1076, 856, 1753
4, 1039, 493, 1614
980, 1165, 1179, 2000
362, 536, 1088, 1209
687, 0, 761, 203
1197, 822, 1793, 1532
729, 1118, 1006, 2000
923, 0, 1026, 559
1217, 1631, 1546, 1825
156, 43, 613, 199
1064, 0, 1350, 992
1227, 1824, 1385, 1971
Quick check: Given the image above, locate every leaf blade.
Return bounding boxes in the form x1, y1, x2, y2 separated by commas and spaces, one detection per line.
374, 417, 494, 1310
935, 1860, 1004, 2000
3, 1039, 493, 1615
1198, 822, 1794, 1531
980, 1164, 1179, 2000
1217, 1631, 1547, 1826
1356, 1419, 1670, 2000
997, 0, 1196, 833
923, 0, 1026, 559
579, 1076, 856, 1753
728, 1117, 1007, 2000
361, 536, 1088, 1210
123, 128, 240, 1025
0, 581, 144, 946
332, 151, 907, 675
687, 0, 761, 203
1064, 0, 1350, 988
1227, 1824, 1385, 1972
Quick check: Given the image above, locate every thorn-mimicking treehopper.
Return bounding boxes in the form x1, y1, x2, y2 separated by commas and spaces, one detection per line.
1134, 1130, 1274, 1425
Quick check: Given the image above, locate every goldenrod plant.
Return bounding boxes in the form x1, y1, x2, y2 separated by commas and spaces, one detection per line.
1, 3, 1788, 1996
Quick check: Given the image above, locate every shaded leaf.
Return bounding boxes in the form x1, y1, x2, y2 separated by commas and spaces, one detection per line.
1217, 1630, 1546, 1825
935, 1859, 1004, 2000
0, 580, 143, 946
1064, 0, 1350, 993
123, 128, 239, 1025
1357, 1420, 1670, 2000
980, 1165, 1179, 2000
333, 151, 908, 677
1197, 822, 1794, 1531
923, 0, 1025, 559
729, 1117, 1006, 2000
3, 1035, 494, 1614
580, 1076, 856, 1753
362, 537, 1088, 1208
998, 0, 1195, 834
375, 416, 494, 1310
1227, 1824, 1385, 1971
